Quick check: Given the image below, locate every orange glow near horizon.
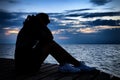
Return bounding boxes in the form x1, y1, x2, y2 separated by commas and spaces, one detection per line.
77, 28, 97, 33
3, 27, 20, 35
6, 30, 19, 35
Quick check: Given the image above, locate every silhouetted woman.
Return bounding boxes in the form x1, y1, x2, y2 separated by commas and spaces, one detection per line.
15, 13, 95, 75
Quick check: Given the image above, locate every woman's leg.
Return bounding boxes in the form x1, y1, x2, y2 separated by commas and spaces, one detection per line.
34, 41, 95, 73
35, 42, 66, 65
48, 40, 80, 66
36, 40, 80, 66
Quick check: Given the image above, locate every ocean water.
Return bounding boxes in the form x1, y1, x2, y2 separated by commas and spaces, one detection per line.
0, 44, 120, 78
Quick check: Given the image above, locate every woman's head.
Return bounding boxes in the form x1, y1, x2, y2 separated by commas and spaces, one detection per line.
36, 13, 50, 25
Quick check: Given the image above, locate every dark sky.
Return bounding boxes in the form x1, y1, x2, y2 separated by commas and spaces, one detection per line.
0, 0, 120, 44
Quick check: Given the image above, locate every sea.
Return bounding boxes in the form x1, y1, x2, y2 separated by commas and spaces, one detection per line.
0, 44, 120, 78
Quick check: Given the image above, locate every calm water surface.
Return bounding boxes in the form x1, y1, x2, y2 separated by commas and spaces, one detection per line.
0, 44, 120, 77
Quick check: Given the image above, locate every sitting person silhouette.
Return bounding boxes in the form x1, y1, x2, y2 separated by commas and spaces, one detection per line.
15, 13, 95, 75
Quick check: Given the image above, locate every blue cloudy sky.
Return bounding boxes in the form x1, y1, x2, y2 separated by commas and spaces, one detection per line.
0, 0, 120, 44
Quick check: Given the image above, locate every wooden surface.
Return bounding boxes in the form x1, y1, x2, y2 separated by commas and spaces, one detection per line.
0, 58, 120, 80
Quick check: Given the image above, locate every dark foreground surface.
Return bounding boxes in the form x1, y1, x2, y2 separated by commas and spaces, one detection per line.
0, 58, 120, 80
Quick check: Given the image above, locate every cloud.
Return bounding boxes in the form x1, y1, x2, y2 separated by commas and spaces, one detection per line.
0, 10, 32, 28
51, 12, 120, 29
52, 29, 64, 35
0, 0, 19, 4
0, 11, 16, 27
90, 0, 112, 6
65, 8, 92, 13
66, 11, 120, 18
76, 28, 98, 33
83, 19, 120, 26
61, 9, 120, 27
0, 8, 120, 44
3, 27, 19, 35
0, 10, 32, 43
58, 36, 69, 40
8, 0, 19, 3
82, 12, 120, 18
76, 26, 120, 34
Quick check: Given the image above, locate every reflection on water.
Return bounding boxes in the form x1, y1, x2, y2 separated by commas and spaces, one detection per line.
46, 44, 120, 78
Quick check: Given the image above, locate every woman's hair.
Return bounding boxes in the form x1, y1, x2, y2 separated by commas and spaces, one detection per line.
36, 13, 50, 24
23, 13, 50, 28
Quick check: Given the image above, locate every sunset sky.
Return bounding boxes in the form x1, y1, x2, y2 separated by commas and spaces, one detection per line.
0, 0, 120, 44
